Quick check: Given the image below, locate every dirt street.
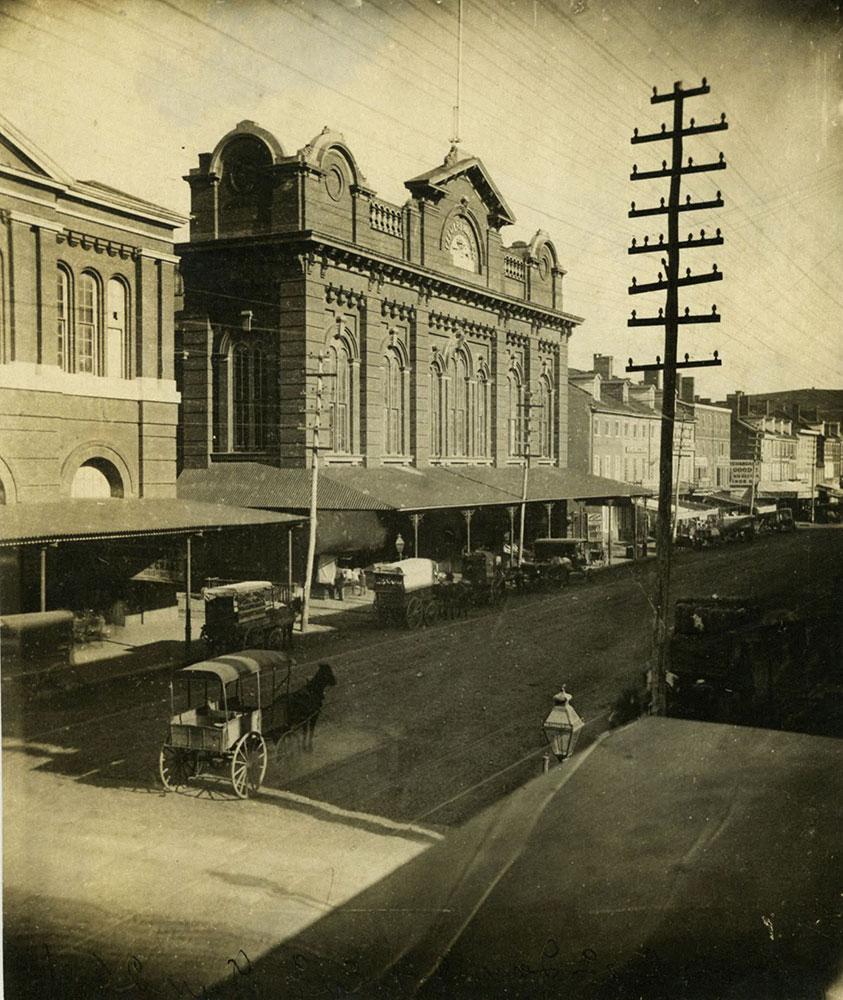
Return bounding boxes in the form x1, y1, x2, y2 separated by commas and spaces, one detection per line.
3, 527, 841, 998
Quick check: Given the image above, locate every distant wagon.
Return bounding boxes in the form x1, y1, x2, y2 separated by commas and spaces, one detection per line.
0, 610, 74, 677
200, 581, 296, 653
373, 558, 441, 629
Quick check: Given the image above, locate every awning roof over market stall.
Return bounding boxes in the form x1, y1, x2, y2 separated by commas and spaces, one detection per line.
177, 463, 650, 513
0, 497, 303, 547
745, 480, 814, 500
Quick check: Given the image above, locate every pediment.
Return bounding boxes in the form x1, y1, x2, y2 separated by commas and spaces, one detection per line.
405, 148, 516, 228
0, 115, 72, 183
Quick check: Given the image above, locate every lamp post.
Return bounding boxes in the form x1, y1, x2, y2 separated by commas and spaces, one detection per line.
410, 512, 424, 556
542, 687, 585, 762
395, 533, 405, 561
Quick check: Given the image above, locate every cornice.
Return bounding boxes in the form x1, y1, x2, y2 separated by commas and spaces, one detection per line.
177, 229, 583, 333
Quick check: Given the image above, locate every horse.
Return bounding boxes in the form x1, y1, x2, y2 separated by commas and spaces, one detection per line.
286, 662, 336, 751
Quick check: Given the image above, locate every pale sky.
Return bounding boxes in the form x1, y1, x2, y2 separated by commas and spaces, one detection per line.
2, 0, 841, 398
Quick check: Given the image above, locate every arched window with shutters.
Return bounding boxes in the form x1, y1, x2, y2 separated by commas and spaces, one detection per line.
476, 361, 490, 458
106, 277, 130, 378
449, 351, 469, 457
232, 342, 267, 451
57, 265, 72, 370
331, 339, 353, 454
384, 346, 407, 456
77, 271, 100, 374
430, 356, 445, 458
507, 365, 525, 458
537, 372, 554, 459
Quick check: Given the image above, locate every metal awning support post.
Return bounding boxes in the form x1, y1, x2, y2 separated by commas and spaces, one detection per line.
632, 498, 639, 560
411, 513, 424, 557
462, 508, 474, 554
606, 501, 613, 565
506, 506, 517, 568
287, 526, 293, 595
544, 502, 554, 537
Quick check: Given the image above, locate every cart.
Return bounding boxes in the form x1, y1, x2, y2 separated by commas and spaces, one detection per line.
373, 558, 441, 629
159, 648, 295, 798
200, 581, 296, 653
460, 550, 507, 606
531, 538, 592, 586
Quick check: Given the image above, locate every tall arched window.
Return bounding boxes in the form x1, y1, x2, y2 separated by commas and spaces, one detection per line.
106, 278, 129, 378
476, 362, 490, 458
537, 372, 554, 459
384, 347, 406, 456
430, 358, 444, 458
57, 265, 71, 370
449, 352, 468, 457
232, 343, 267, 451
331, 340, 352, 454
77, 272, 100, 374
508, 366, 525, 458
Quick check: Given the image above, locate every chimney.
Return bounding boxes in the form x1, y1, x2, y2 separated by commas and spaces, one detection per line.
680, 376, 695, 402
593, 354, 614, 379
765, 399, 771, 416
643, 368, 662, 390
791, 402, 801, 423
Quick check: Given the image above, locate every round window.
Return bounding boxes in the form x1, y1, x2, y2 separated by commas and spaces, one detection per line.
326, 165, 345, 201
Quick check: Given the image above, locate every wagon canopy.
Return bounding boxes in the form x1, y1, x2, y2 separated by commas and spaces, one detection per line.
180, 649, 294, 685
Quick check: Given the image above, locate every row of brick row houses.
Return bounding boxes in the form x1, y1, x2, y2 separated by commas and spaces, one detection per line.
0, 117, 647, 631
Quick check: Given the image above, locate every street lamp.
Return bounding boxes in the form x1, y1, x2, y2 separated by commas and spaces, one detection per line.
542, 687, 585, 762
395, 533, 405, 561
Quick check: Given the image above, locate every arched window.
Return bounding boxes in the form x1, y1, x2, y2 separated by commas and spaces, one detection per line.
331, 340, 353, 454
70, 458, 123, 498
106, 278, 129, 378
449, 352, 469, 457
384, 347, 406, 456
57, 265, 71, 370
77, 271, 100, 374
430, 358, 444, 458
232, 343, 267, 451
508, 367, 525, 458
476, 363, 490, 458
537, 372, 554, 459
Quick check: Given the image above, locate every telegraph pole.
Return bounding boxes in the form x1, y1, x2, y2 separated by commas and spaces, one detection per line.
627, 78, 728, 715
300, 352, 335, 633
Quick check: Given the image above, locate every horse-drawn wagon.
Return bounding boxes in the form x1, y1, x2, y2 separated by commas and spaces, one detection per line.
200, 581, 297, 653
159, 649, 335, 798
460, 550, 507, 606
373, 557, 441, 629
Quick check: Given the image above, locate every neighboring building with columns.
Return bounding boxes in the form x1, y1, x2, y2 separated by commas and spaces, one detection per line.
0, 115, 184, 506
0, 117, 295, 623
176, 122, 643, 567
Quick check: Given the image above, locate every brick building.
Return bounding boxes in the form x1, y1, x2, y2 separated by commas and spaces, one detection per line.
0, 117, 296, 620
176, 122, 643, 566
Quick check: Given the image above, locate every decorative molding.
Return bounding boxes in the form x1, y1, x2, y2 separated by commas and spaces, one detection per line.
56, 228, 137, 259
503, 254, 526, 281
325, 282, 365, 309
381, 298, 416, 322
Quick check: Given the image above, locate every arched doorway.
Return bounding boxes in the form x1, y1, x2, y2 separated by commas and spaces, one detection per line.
70, 458, 124, 499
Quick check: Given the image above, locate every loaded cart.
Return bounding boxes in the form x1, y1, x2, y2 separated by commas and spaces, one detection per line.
159, 648, 295, 798
200, 581, 296, 653
373, 558, 441, 629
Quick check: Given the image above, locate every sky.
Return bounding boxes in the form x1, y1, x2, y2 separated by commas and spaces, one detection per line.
1, 0, 841, 399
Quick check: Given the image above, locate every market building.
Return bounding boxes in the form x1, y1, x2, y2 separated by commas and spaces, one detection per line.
176, 121, 645, 573
0, 116, 298, 631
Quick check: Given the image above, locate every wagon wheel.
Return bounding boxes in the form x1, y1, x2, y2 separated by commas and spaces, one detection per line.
231, 732, 267, 799
267, 627, 286, 650
405, 596, 424, 630
159, 744, 197, 791
243, 626, 264, 650
423, 599, 439, 626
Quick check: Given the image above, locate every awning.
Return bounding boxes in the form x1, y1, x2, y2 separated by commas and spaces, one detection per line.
0, 498, 303, 548
178, 463, 650, 513
817, 483, 843, 498
745, 481, 814, 500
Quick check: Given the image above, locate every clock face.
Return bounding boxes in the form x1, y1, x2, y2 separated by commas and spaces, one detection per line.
447, 219, 477, 271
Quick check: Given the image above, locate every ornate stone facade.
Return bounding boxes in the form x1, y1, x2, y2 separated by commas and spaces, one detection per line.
177, 121, 582, 472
